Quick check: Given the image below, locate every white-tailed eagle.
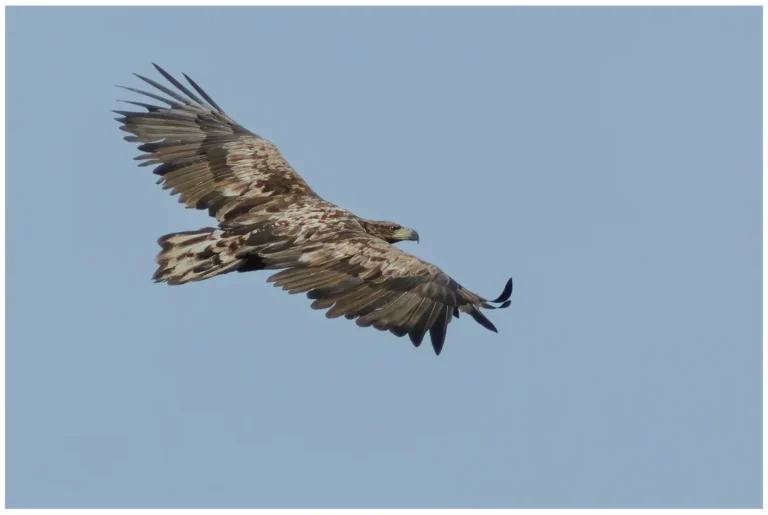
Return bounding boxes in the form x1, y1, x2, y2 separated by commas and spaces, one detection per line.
115, 64, 512, 355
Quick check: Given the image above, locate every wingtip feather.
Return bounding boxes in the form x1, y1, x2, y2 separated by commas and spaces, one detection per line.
490, 278, 513, 303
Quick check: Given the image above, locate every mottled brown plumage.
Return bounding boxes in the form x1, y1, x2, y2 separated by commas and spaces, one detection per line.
115, 64, 512, 355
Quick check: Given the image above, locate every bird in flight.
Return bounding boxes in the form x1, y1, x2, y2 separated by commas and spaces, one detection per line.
115, 64, 512, 355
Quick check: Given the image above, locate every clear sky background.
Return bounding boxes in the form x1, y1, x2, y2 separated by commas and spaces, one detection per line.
6, 6, 762, 509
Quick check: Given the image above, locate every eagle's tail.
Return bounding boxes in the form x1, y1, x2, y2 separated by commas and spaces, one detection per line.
153, 228, 247, 285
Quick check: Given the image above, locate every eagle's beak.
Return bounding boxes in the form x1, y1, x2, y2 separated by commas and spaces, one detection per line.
395, 227, 420, 243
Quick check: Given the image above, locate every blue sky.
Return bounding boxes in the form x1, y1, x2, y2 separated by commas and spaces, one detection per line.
6, 6, 762, 508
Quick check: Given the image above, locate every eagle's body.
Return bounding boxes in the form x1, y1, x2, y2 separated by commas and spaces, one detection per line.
115, 64, 512, 355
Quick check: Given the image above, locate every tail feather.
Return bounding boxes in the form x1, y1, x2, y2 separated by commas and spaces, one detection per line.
154, 228, 246, 285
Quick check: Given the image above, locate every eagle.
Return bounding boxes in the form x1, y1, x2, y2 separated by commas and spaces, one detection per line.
115, 64, 512, 355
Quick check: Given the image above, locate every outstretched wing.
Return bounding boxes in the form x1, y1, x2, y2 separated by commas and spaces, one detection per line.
262, 235, 512, 355
115, 63, 318, 222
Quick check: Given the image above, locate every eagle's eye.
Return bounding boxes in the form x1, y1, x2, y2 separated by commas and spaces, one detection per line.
389, 224, 399, 231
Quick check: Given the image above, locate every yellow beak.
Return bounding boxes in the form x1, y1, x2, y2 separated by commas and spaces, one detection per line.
394, 227, 420, 243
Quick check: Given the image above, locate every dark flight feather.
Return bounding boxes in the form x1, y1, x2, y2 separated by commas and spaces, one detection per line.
183, 72, 225, 112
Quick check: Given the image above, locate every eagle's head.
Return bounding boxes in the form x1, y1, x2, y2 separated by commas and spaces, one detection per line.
360, 220, 420, 244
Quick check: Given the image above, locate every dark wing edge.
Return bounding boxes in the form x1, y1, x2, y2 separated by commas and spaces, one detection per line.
263, 239, 513, 356
115, 62, 254, 140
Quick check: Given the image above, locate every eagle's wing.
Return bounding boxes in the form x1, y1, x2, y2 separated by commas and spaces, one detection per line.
262, 235, 512, 355
115, 64, 318, 222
